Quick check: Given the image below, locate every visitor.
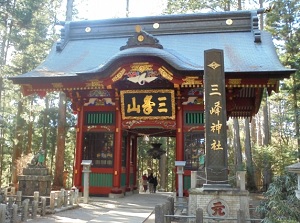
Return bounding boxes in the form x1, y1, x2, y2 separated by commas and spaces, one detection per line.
148, 173, 154, 193
153, 176, 158, 193
142, 173, 148, 192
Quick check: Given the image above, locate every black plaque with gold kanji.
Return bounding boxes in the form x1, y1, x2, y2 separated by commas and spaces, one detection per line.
204, 49, 229, 186
120, 89, 175, 120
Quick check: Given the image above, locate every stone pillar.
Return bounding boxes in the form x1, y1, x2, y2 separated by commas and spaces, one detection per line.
175, 161, 186, 198
204, 49, 229, 188
191, 171, 197, 188
155, 204, 164, 223
236, 171, 246, 191
0, 204, 6, 222
81, 160, 92, 203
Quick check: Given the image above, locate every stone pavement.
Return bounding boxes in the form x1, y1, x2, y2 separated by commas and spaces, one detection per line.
28, 192, 173, 223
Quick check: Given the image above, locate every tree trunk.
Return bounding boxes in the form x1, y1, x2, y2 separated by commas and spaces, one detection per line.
26, 97, 33, 154
251, 116, 257, 146
292, 74, 300, 161
259, 0, 264, 30
66, 0, 74, 21
53, 92, 67, 188
11, 99, 24, 187
263, 91, 270, 145
126, 0, 130, 17
244, 118, 257, 191
52, 0, 73, 189
257, 114, 262, 146
42, 96, 49, 164
262, 91, 272, 190
233, 118, 243, 170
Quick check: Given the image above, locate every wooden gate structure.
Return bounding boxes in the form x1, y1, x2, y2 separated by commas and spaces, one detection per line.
9, 9, 294, 196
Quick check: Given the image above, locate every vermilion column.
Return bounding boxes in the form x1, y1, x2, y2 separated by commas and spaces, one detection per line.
74, 108, 84, 187
113, 101, 122, 188
175, 96, 184, 195
176, 97, 184, 161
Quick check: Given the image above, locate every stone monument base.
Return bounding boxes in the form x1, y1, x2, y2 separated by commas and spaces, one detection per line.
18, 166, 52, 196
188, 187, 250, 223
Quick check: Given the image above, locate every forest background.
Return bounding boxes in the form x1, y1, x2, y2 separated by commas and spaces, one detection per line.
0, 0, 299, 221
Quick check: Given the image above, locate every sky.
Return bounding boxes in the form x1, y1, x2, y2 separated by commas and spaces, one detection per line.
59, 0, 267, 21
61, 0, 168, 21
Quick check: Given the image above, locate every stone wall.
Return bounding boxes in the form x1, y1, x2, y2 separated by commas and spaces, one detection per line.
188, 188, 250, 223
18, 167, 52, 196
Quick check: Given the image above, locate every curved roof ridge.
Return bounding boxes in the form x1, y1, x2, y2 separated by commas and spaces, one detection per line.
77, 47, 201, 75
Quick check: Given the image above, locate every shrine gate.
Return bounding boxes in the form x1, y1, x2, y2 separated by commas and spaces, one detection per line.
9, 9, 293, 196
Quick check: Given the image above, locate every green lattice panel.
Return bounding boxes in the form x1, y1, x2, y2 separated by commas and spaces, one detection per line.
121, 173, 126, 187
183, 175, 191, 190
89, 173, 113, 187
185, 112, 205, 125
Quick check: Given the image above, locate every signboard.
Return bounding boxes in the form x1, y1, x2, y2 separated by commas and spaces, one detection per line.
120, 89, 175, 120
204, 49, 229, 185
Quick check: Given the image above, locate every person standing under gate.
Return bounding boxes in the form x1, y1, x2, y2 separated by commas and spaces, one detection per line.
148, 173, 154, 193
153, 176, 158, 193
142, 173, 148, 192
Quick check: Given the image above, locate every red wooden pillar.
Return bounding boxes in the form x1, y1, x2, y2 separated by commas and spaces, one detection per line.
74, 108, 84, 188
113, 101, 122, 189
176, 96, 184, 161
175, 94, 184, 195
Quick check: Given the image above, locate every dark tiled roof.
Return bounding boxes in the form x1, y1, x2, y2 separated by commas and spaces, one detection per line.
9, 10, 294, 83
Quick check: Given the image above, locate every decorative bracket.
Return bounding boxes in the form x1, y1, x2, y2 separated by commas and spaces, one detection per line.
120, 25, 163, 50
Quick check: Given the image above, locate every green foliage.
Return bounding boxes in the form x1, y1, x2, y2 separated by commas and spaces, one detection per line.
256, 172, 300, 223
252, 144, 292, 177
163, 0, 258, 14
266, 0, 300, 161
0, 0, 67, 187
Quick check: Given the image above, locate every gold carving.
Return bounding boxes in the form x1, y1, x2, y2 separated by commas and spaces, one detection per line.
226, 19, 233, 25
52, 83, 63, 88
112, 68, 126, 82
211, 140, 223, 150
85, 27, 91, 32
22, 84, 33, 90
120, 89, 175, 120
130, 63, 153, 73
182, 76, 203, 86
267, 79, 277, 85
158, 66, 173, 80
87, 125, 97, 131
85, 79, 104, 88
228, 79, 242, 85
207, 61, 221, 70
138, 35, 144, 42
135, 25, 142, 33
